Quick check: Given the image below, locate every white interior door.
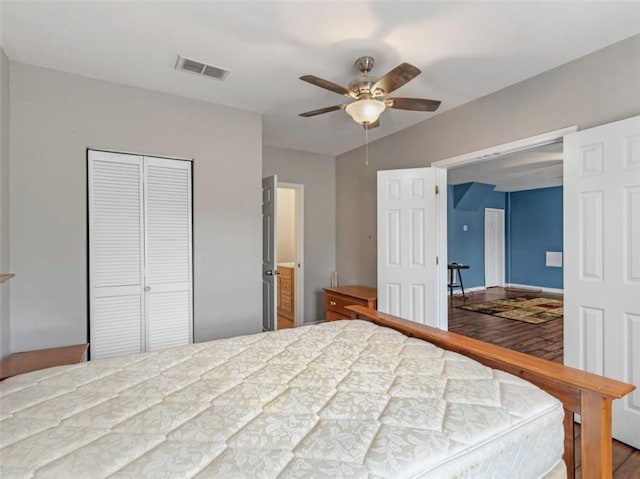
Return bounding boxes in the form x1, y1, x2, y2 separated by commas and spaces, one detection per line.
377, 167, 447, 329
143, 157, 193, 351
262, 175, 277, 331
564, 115, 640, 448
89, 151, 144, 359
484, 208, 505, 287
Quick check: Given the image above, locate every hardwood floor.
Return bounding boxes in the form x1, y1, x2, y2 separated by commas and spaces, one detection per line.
448, 287, 639, 478
449, 287, 563, 362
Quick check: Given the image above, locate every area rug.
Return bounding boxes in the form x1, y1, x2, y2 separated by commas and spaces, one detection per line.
457, 296, 563, 324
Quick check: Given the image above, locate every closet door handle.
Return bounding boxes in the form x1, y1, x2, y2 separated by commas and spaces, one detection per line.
144, 286, 151, 292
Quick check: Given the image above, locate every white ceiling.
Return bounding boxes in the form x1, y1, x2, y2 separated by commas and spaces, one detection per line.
448, 142, 564, 192
1, 1, 639, 156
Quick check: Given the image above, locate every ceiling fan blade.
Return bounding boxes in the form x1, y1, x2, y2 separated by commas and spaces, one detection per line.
385, 97, 441, 112
299, 104, 345, 117
364, 119, 380, 129
372, 63, 421, 95
300, 75, 352, 97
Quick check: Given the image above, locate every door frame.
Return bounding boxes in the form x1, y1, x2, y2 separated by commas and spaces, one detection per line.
484, 208, 505, 288
278, 182, 305, 327
431, 125, 577, 328
432, 126, 578, 170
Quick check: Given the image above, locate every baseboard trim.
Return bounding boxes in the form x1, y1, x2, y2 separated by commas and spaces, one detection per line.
450, 286, 486, 296
302, 319, 325, 327
506, 283, 564, 294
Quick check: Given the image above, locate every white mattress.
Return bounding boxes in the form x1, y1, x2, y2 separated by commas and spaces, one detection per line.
0, 320, 564, 478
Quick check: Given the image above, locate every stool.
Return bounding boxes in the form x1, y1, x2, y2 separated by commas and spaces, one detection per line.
448, 263, 470, 299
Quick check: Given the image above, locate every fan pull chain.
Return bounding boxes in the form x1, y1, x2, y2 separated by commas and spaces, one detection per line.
365, 125, 369, 167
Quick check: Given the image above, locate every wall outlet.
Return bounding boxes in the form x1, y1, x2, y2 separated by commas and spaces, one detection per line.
463, 225, 468, 232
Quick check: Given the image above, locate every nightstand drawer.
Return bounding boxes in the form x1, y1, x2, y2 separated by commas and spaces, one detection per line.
326, 294, 360, 318
324, 286, 377, 322
326, 310, 345, 322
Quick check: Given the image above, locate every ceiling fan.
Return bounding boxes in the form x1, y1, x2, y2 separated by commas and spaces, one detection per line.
299, 56, 441, 129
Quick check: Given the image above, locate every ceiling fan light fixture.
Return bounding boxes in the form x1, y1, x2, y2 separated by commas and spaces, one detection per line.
345, 99, 386, 125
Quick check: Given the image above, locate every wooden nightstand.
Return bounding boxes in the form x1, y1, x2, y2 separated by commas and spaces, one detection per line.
324, 285, 377, 321
0, 344, 89, 380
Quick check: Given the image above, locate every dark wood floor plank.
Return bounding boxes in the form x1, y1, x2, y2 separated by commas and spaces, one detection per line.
612, 438, 636, 471
614, 453, 640, 476
448, 287, 639, 479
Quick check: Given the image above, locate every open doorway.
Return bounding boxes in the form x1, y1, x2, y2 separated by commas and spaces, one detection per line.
439, 136, 567, 303
276, 183, 304, 329
442, 139, 565, 366
427, 126, 572, 354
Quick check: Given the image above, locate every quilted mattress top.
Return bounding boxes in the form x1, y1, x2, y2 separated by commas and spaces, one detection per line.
0, 320, 563, 478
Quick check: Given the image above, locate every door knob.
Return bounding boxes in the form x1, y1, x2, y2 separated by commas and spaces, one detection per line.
265, 270, 280, 276
144, 286, 151, 292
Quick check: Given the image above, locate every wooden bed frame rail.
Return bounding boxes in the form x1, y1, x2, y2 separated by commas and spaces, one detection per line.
346, 305, 635, 479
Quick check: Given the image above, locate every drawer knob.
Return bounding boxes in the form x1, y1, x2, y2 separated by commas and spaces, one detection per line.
330, 300, 336, 307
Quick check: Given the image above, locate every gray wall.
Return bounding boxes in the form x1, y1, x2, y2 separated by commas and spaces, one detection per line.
0, 49, 10, 358
9, 62, 263, 353
336, 34, 640, 287
263, 146, 336, 322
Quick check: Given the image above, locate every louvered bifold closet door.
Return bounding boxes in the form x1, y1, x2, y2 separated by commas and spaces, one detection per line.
143, 157, 193, 351
89, 151, 144, 359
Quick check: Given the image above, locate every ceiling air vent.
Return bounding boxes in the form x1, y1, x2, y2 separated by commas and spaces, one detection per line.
175, 55, 229, 81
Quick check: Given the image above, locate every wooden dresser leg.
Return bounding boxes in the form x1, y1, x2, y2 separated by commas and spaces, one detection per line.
580, 392, 613, 479
564, 409, 575, 479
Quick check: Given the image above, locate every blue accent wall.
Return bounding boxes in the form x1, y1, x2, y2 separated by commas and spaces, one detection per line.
447, 184, 563, 290
453, 182, 497, 210
447, 185, 506, 289
508, 186, 563, 289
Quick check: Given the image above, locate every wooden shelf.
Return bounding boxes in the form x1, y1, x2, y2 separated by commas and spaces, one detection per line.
0, 274, 15, 284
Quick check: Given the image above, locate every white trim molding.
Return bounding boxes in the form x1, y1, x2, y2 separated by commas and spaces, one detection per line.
451, 285, 564, 296
432, 125, 578, 170
506, 283, 564, 294
450, 286, 486, 296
